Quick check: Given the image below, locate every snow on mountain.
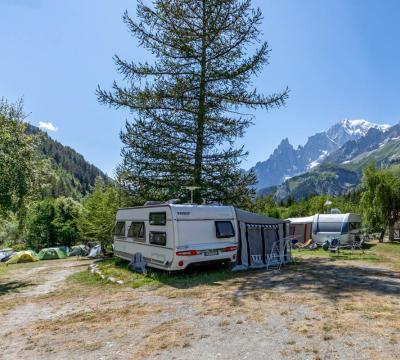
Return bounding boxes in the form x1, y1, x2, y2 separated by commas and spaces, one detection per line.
340, 119, 390, 135
252, 119, 392, 190
327, 119, 390, 146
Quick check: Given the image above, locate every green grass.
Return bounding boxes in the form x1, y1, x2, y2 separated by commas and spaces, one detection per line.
94, 258, 237, 289
68, 270, 110, 286
292, 241, 400, 266
0, 263, 7, 276
373, 242, 400, 269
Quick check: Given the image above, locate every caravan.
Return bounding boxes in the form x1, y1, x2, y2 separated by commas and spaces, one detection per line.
114, 203, 290, 271
312, 213, 361, 246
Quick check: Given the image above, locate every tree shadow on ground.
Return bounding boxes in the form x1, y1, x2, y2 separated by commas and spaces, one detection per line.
230, 258, 400, 303
109, 253, 400, 298
0, 281, 34, 296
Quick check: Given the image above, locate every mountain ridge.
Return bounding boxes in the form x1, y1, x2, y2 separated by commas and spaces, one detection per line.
27, 124, 110, 197
252, 119, 391, 190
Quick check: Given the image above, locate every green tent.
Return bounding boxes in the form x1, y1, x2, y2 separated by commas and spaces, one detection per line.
69, 245, 89, 257
38, 247, 67, 260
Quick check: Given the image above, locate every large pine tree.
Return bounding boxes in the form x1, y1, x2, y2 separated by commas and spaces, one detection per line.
98, 0, 288, 205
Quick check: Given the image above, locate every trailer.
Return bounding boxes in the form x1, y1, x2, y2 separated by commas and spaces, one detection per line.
312, 213, 361, 245
113, 204, 291, 271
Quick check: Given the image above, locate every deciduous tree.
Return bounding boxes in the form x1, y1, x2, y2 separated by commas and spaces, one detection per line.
361, 165, 400, 241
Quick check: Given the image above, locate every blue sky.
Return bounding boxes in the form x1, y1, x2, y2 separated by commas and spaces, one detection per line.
1, 0, 399, 176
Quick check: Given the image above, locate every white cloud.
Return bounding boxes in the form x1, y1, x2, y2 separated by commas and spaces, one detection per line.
38, 121, 58, 132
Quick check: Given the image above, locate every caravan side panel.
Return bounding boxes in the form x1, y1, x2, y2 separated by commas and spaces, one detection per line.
113, 206, 175, 269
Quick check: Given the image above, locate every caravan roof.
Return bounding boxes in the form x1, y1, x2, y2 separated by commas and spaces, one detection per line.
316, 213, 361, 223
116, 204, 236, 221
235, 208, 286, 225
287, 216, 314, 224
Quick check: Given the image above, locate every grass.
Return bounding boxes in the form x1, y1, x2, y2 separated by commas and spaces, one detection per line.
68, 258, 237, 289
293, 246, 376, 260
71, 241, 400, 289
68, 270, 110, 286
292, 241, 400, 271
0, 260, 44, 277
95, 258, 237, 289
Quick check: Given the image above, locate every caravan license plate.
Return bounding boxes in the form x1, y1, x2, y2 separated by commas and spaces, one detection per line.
204, 250, 218, 256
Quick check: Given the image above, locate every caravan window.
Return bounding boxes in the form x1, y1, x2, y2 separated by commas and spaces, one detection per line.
114, 221, 126, 237
128, 222, 145, 242
317, 222, 341, 233
349, 222, 360, 231
149, 231, 166, 246
149, 212, 166, 225
215, 221, 235, 238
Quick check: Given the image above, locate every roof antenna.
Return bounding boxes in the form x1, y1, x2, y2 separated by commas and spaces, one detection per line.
184, 186, 200, 204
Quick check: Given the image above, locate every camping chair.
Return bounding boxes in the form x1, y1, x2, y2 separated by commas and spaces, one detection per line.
351, 235, 365, 254
266, 241, 282, 270
266, 236, 294, 270
293, 238, 313, 250
328, 238, 347, 253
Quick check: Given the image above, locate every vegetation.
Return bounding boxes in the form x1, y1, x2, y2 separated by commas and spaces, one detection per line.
293, 241, 400, 270
0, 98, 125, 252
0, 98, 35, 233
26, 197, 82, 250
361, 165, 400, 241
250, 191, 360, 220
27, 125, 109, 195
78, 179, 125, 252
90, 258, 236, 288
98, 0, 288, 206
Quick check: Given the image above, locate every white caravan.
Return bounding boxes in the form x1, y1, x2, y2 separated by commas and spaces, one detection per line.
114, 203, 291, 271
114, 204, 239, 271
312, 213, 361, 245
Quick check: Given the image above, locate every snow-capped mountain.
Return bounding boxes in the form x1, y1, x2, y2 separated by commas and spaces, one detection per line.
252, 119, 390, 190
326, 119, 390, 145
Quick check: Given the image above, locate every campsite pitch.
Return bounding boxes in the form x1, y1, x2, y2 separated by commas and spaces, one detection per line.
0, 241, 399, 360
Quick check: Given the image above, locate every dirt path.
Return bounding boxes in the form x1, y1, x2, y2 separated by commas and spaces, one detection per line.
0, 257, 399, 360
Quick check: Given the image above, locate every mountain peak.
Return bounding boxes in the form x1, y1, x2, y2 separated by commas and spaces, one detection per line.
251, 118, 394, 191
330, 119, 390, 138
278, 137, 292, 147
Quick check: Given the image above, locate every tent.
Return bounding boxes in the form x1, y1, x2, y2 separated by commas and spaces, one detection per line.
59, 246, 70, 256
38, 247, 67, 260
69, 245, 89, 257
234, 209, 291, 270
5, 250, 39, 264
0, 248, 15, 262
88, 245, 101, 258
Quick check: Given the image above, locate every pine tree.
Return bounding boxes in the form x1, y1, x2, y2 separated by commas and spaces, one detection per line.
98, 0, 288, 205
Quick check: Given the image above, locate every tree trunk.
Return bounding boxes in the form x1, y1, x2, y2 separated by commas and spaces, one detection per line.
193, 0, 207, 202
388, 223, 395, 242
379, 224, 387, 243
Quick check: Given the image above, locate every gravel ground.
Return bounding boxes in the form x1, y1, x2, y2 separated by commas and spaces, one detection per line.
0, 256, 399, 360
